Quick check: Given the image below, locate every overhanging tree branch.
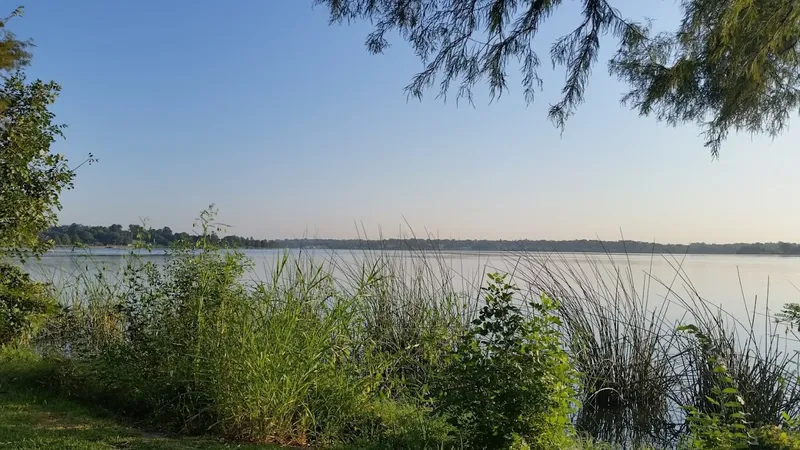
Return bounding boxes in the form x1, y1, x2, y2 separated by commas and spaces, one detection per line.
315, 0, 800, 156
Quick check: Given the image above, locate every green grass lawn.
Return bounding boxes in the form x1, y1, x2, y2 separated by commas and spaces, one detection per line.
0, 389, 283, 450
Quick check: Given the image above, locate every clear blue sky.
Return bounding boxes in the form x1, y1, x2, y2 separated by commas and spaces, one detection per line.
13, 1, 800, 243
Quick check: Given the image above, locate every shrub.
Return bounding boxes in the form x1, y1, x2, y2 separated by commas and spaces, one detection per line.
0, 344, 57, 390
435, 273, 577, 449
750, 425, 800, 450
351, 400, 456, 449
0, 263, 57, 345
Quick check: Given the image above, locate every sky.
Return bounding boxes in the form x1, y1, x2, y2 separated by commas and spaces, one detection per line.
11, 1, 800, 244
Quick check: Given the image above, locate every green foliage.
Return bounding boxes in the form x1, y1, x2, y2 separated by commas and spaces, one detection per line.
674, 324, 800, 450
35, 209, 386, 446
612, 0, 800, 155
351, 400, 456, 450
0, 263, 57, 345
42, 223, 279, 248
0, 72, 84, 258
680, 419, 800, 450
750, 425, 800, 450
778, 304, 800, 332
344, 249, 473, 400
0, 368, 284, 450
435, 273, 577, 449
19, 231, 800, 449
0, 7, 31, 74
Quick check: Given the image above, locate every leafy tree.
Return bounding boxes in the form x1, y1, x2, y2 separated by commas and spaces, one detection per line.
41, 223, 280, 249
0, 7, 91, 258
160, 226, 173, 241
128, 224, 142, 237
316, 0, 800, 155
0, 73, 79, 257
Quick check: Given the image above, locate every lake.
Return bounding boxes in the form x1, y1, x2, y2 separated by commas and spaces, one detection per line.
17, 248, 800, 326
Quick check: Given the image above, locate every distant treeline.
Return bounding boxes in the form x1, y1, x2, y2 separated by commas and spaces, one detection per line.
42, 224, 280, 249
276, 239, 800, 255
41, 224, 800, 255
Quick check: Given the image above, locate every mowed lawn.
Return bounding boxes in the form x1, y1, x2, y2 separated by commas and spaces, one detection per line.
0, 390, 282, 450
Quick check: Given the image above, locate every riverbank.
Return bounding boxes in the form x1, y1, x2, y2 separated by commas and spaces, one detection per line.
6, 234, 800, 449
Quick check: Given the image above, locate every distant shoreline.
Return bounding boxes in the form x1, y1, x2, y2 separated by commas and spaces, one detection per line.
47, 244, 800, 257
40, 225, 800, 256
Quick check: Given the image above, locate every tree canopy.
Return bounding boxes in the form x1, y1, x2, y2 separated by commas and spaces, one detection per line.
0, 7, 84, 258
42, 224, 279, 249
0, 74, 74, 257
316, 0, 800, 155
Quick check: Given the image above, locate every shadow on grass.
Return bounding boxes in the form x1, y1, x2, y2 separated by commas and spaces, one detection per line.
0, 389, 284, 450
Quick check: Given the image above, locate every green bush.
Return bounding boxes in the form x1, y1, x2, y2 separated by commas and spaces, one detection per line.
435, 273, 578, 450
0, 345, 56, 391
680, 423, 800, 450
0, 263, 57, 345
350, 400, 456, 449
749, 426, 800, 450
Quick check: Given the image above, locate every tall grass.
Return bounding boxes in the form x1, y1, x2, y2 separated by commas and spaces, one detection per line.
27, 227, 478, 447
511, 252, 680, 445
511, 251, 800, 447
334, 246, 479, 397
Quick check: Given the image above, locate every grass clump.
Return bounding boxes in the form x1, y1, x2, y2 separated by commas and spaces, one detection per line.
338, 247, 475, 399
520, 254, 679, 444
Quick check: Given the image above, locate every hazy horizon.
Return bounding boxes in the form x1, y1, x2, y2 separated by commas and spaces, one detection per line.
15, 1, 800, 244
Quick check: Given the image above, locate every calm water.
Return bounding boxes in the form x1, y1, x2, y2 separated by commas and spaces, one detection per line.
17, 248, 800, 324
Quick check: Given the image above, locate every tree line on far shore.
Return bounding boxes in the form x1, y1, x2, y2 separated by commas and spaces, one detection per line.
41, 224, 280, 249
41, 224, 800, 255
